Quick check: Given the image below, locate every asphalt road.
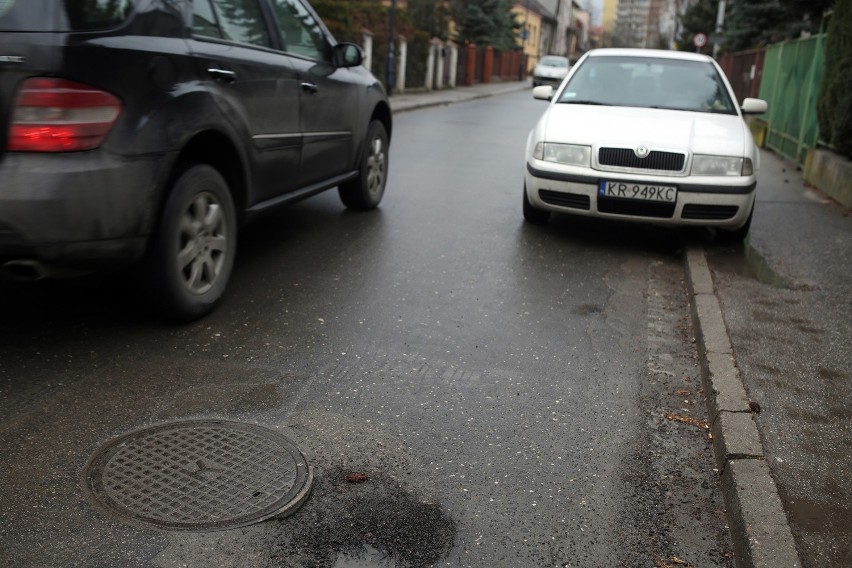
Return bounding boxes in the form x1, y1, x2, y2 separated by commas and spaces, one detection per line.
1, 91, 734, 567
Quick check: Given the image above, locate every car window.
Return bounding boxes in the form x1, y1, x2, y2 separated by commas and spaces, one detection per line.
558, 56, 737, 115
271, 0, 331, 62
199, 0, 272, 48
0, 0, 133, 32
192, 0, 222, 39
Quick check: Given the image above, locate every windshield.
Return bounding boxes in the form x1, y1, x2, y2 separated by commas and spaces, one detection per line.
557, 56, 737, 115
540, 57, 568, 68
0, 0, 133, 32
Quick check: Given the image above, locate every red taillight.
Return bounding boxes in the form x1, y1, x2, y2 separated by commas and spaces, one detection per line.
7, 78, 122, 152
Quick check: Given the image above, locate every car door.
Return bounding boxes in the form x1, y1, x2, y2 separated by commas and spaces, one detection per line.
267, 0, 361, 189
188, 0, 302, 204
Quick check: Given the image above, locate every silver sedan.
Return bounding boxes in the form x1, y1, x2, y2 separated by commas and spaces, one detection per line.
524, 48, 767, 241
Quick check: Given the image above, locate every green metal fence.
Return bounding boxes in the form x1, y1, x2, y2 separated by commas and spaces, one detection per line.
758, 34, 826, 167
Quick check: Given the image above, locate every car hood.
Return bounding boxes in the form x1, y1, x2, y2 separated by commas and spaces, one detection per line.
542, 104, 749, 156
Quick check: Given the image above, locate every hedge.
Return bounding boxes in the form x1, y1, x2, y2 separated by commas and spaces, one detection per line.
817, 0, 852, 158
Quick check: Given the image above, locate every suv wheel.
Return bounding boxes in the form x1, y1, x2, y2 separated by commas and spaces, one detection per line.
149, 164, 236, 321
339, 120, 388, 210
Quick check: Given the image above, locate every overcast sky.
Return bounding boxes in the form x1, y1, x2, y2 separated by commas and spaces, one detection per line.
589, 0, 603, 26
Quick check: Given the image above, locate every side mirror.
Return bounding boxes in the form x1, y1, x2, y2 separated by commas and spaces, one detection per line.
533, 85, 554, 101
741, 98, 768, 114
334, 43, 364, 68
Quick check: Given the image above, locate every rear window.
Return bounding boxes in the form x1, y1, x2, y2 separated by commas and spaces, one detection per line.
0, 0, 134, 32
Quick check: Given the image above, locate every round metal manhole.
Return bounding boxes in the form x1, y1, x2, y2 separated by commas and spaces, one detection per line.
82, 420, 312, 531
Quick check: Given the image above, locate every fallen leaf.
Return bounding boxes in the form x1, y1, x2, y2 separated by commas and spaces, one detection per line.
664, 413, 709, 429
675, 389, 691, 396
345, 473, 369, 483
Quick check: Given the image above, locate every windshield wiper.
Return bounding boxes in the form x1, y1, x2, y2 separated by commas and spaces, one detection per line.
558, 100, 612, 106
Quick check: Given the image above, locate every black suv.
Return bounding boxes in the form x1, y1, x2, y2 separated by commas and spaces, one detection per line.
0, 0, 391, 320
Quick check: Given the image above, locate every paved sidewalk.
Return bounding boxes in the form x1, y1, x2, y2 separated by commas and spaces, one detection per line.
389, 80, 530, 113
688, 148, 851, 567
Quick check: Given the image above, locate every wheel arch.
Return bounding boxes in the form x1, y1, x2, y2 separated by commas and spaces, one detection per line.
159, 129, 249, 228
370, 101, 393, 143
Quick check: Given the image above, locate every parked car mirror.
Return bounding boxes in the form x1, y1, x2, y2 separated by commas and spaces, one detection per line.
741, 98, 768, 114
533, 85, 554, 101
335, 43, 364, 68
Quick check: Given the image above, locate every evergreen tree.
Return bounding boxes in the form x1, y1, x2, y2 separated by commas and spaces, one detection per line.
451, 0, 520, 50
723, 0, 787, 51
779, 0, 835, 33
722, 0, 833, 51
676, 0, 718, 54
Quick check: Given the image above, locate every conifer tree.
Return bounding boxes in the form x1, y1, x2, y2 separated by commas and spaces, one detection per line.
451, 0, 520, 50
675, 0, 718, 54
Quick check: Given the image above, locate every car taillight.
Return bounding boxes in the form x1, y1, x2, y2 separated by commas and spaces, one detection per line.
7, 78, 122, 152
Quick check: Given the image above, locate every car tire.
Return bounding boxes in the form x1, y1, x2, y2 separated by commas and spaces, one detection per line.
523, 184, 550, 224
148, 164, 237, 321
339, 120, 388, 210
716, 203, 753, 243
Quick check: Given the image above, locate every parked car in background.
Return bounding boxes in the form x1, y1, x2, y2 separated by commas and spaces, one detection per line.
524, 48, 767, 242
0, 0, 391, 320
531, 55, 570, 88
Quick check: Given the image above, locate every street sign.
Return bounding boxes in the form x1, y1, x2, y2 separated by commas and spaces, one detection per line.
693, 33, 708, 48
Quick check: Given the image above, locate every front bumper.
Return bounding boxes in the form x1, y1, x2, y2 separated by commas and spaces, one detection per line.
525, 162, 756, 229
532, 75, 565, 88
0, 150, 167, 268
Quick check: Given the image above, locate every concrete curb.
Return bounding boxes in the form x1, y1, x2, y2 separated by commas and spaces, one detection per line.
685, 247, 802, 568
389, 82, 530, 114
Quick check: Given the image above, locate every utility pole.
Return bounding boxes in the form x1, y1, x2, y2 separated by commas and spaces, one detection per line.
713, 0, 726, 57
387, 0, 396, 95
520, 0, 530, 81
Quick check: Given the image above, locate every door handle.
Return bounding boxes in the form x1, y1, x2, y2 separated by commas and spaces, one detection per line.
208, 68, 237, 83
301, 82, 318, 94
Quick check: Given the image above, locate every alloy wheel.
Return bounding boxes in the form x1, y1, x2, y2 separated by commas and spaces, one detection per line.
176, 192, 228, 295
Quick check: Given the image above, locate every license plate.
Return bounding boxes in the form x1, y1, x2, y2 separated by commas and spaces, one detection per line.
599, 181, 677, 202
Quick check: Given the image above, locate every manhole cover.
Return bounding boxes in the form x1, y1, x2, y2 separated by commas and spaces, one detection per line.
82, 420, 312, 531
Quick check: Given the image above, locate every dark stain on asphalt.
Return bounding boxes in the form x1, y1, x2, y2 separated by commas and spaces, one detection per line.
269, 466, 456, 567
706, 243, 791, 288
818, 367, 847, 382
573, 303, 603, 316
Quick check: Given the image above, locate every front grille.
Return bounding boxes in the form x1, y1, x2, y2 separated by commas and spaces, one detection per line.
598, 197, 675, 218
539, 190, 591, 210
681, 204, 739, 220
598, 147, 686, 172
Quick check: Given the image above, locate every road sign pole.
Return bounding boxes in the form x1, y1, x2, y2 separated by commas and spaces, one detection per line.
713, 0, 727, 57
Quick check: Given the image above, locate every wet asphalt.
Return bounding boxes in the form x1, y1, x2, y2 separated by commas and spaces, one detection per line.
0, 89, 760, 567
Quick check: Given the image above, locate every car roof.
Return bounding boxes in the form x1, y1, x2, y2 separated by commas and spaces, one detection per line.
583, 48, 714, 64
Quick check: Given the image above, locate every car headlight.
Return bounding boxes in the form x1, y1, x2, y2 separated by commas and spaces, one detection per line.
533, 143, 591, 167
692, 155, 752, 176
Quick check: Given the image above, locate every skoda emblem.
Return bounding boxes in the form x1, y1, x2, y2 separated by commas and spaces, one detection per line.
634, 145, 650, 159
